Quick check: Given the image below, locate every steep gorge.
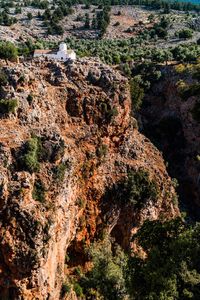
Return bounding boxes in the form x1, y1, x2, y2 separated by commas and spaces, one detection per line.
0, 58, 178, 299
140, 64, 200, 219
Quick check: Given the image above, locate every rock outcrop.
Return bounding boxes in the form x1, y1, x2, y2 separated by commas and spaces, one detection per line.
0, 58, 178, 299
140, 64, 200, 217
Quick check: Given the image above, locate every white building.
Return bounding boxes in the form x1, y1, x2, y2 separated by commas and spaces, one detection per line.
33, 42, 76, 61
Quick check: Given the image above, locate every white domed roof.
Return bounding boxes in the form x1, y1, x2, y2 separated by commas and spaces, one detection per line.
59, 43, 67, 51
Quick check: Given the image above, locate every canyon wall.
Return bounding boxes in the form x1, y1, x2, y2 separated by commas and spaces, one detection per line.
0, 59, 178, 299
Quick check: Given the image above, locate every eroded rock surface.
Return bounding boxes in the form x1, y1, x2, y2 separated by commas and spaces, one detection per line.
0, 58, 178, 299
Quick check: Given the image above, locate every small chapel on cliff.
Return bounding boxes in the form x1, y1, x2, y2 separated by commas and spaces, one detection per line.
34, 42, 76, 62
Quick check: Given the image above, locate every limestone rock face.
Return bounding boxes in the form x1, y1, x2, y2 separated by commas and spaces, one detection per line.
0, 58, 178, 299
140, 65, 200, 214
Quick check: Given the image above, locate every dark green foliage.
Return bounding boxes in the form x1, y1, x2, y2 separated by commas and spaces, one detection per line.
47, 23, 64, 35
180, 83, 200, 101
0, 11, 17, 26
104, 169, 159, 209
84, 13, 90, 29
177, 28, 193, 39
0, 98, 18, 114
73, 283, 83, 297
19, 135, 65, 173
96, 144, 108, 158
21, 137, 41, 173
126, 218, 200, 300
27, 93, 34, 105
42, 2, 73, 36
130, 79, 144, 112
79, 236, 128, 300
30, 0, 48, 9
32, 178, 45, 202
123, 169, 159, 207
0, 41, 18, 61
99, 102, 118, 122
15, 6, 22, 14
150, 16, 169, 39
53, 162, 67, 183
96, 6, 111, 37
27, 12, 33, 20
0, 70, 8, 86
61, 283, 70, 297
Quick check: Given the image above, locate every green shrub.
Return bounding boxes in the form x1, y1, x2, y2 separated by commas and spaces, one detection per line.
73, 283, 83, 297
53, 162, 67, 183
123, 169, 159, 207
0, 70, 8, 86
0, 98, 18, 114
179, 83, 200, 101
130, 79, 144, 112
32, 178, 45, 203
22, 137, 40, 173
61, 283, 70, 296
79, 236, 128, 300
27, 12, 33, 20
0, 41, 18, 61
96, 144, 108, 158
127, 218, 200, 300
100, 102, 118, 122
104, 169, 159, 209
27, 94, 34, 105
177, 28, 193, 39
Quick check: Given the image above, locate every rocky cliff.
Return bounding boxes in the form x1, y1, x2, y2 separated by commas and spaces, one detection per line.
0, 58, 178, 299
140, 64, 200, 217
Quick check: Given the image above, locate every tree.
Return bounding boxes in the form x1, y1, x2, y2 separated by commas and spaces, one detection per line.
27, 12, 33, 20
177, 28, 193, 39
130, 79, 144, 112
0, 41, 18, 61
84, 13, 90, 29
126, 218, 200, 300
79, 236, 128, 300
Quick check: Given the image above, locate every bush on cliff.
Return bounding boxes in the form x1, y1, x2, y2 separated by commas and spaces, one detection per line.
103, 169, 159, 209
130, 79, 144, 112
0, 41, 18, 61
0, 98, 18, 114
124, 169, 159, 207
21, 137, 41, 173
32, 178, 46, 202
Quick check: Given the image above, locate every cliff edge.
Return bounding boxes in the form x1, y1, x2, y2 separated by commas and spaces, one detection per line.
0, 58, 178, 299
